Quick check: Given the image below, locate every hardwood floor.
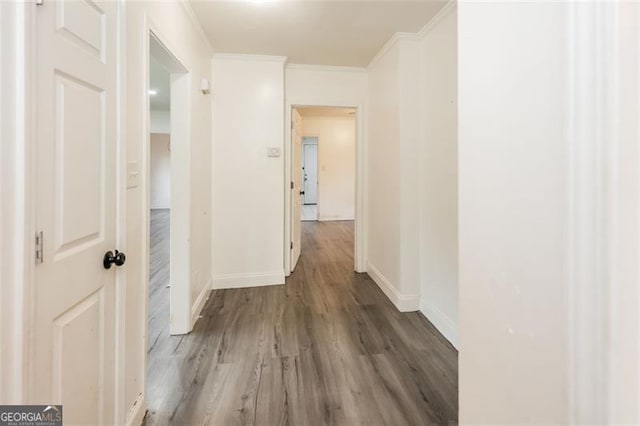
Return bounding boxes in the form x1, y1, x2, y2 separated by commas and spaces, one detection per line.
148, 209, 171, 363
146, 214, 458, 425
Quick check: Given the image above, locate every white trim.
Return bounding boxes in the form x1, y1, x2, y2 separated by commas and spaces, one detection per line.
212, 272, 285, 289
285, 63, 367, 74
317, 217, 355, 222
125, 392, 146, 426
366, 262, 419, 312
213, 53, 288, 63
298, 115, 358, 122
416, 0, 457, 40
637, 5, 640, 421
285, 100, 367, 275
191, 283, 211, 328
367, 1, 455, 71
114, 0, 128, 423
0, 0, 33, 404
367, 32, 417, 70
178, 0, 215, 55
567, 2, 614, 423
419, 299, 459, 349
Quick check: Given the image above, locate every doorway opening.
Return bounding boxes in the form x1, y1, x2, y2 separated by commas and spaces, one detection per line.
289, 106, 357, 271
145, 28, 192, 377
147, 48, 172, 360
143, 28, 193, 424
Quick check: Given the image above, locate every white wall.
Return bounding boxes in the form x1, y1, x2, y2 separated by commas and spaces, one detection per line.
212, 55, 286, 288
458, 2, 569, 423
418, 8, 458, 347
150, 133, 170, 209
300, 116, 355, 221
150, 109, 170, 134
124, 3, 212, 424
285, 65, 367, 107
366, 41, 402, 303
364, 4, 459, 347
608, 5, 640, 422
366, 35, 423, 311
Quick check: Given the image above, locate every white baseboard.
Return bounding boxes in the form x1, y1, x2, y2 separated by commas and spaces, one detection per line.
420, 298, 459, 349
366, 262, 419, 312
317, 216, 355, 222
212, 271, 285, 289
125, 392, 146, 426
191, 281, 211, 328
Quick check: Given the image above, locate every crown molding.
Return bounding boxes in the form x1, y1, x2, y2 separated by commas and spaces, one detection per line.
367, 1, 456, 70
285, 63, 367, 74
367, 32, 418, 70
212, 53, 288, 63
416, 0, 457, 40
179, 0, 214, 55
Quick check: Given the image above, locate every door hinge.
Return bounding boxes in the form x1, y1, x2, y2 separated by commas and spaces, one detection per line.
35, 231, 44, 264
290, 241, 293, 250
291, 181, 294, 189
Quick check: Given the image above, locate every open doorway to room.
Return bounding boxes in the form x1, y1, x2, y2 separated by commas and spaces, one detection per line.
289, 106, 357, 270
147, 52, 172, 357
145, 31, 192, 420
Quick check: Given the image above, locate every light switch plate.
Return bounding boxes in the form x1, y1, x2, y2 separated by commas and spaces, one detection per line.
127, 161, 140, 189
267, 147, 281, 157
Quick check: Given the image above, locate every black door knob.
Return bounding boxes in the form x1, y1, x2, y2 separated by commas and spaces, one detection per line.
300, 191, 305, 195
103, 250, 126, 269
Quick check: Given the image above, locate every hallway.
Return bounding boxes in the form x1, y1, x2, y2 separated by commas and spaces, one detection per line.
145, 220, 458, 425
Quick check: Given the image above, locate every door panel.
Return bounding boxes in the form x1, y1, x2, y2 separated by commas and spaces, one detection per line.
52, 289, 104, 425
34, 1, 118, 424
291, 109, 303, 271
54, 73, 105, 255
302, 142, 318, 205
55, 0, 105, 59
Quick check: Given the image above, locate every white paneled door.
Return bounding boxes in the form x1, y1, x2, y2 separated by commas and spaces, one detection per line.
291, 109, 303, 271
33, 1, 120, 424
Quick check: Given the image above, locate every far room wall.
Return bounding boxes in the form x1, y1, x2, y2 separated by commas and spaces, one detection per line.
300, 115, 356, 221
150, 133, 171, 209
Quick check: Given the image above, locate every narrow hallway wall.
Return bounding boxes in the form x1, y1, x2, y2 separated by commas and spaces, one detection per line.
211, 55, 286, 288
418, 5, 458, 348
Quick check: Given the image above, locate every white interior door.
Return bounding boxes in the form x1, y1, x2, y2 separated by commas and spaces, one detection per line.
302, 141, 318, 205
291, 109, 303, 271
33, 1, 119, 424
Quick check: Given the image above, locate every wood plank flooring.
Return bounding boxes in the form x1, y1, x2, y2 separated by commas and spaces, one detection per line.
146, 212, 458, 425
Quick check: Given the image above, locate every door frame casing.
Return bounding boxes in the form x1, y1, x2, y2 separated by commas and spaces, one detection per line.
284, 101, 366, 275
566, 1, 640, 422
0, 0, 36, 404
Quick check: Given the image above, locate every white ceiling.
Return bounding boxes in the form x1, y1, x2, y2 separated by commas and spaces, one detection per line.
189, 0, 448, 67
149, 55, 170, 110
296, 106, 356, 118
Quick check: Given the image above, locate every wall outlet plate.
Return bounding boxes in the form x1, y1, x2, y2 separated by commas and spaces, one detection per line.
267, 147, 281, 157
